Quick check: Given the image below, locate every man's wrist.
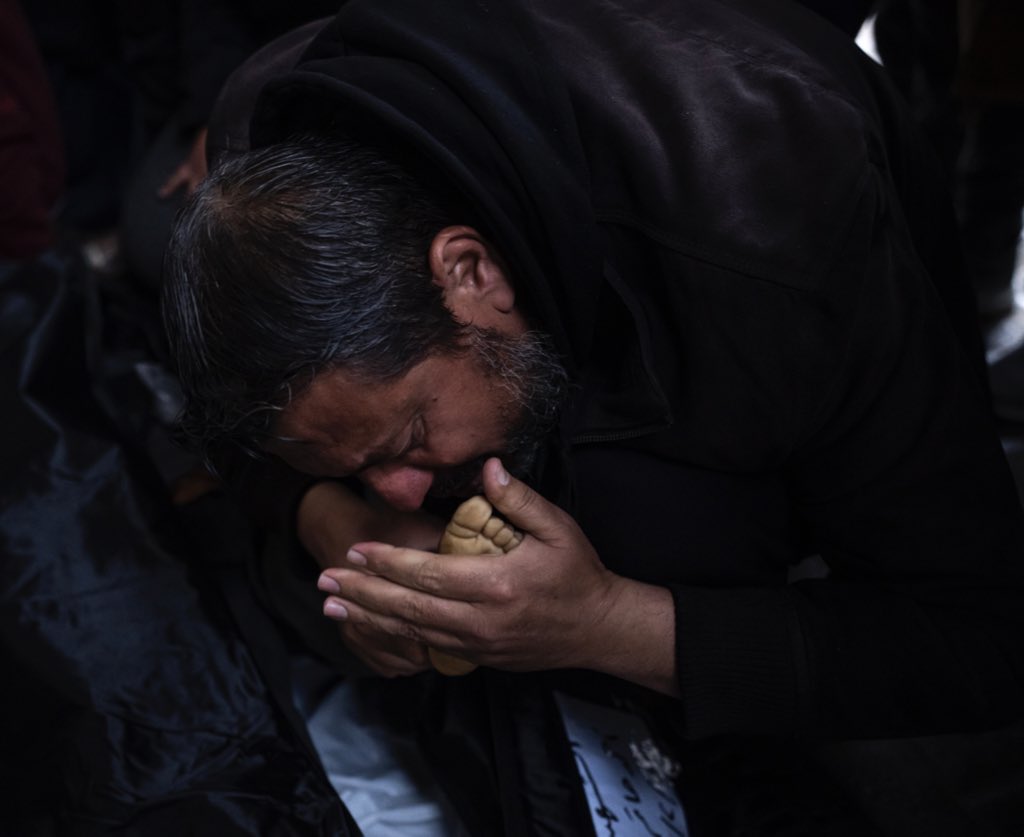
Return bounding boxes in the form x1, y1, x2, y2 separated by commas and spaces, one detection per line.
584, 576, 679, 697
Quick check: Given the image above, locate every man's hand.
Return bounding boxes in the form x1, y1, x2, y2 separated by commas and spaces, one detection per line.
316, 458, 679, 694
333, 620, 432, 677
298, 480, 443, 677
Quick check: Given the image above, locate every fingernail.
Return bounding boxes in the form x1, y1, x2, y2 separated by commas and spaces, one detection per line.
495, 461, 510, 486
347, 549, 367, 566
317, 574, 341, 594
324, 599, 348, 619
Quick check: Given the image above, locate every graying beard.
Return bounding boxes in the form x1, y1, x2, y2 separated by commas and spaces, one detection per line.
467, 325, 568, 477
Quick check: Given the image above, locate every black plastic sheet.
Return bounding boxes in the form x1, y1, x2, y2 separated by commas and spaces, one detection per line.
0, 253, 351, 834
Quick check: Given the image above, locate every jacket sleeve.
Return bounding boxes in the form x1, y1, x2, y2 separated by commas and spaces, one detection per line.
670, 161, 1024, 739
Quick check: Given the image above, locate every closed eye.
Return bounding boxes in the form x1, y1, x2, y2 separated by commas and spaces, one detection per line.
399, 415, 426, 456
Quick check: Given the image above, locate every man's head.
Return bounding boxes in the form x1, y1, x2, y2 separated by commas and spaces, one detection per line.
162, 134, 568, 507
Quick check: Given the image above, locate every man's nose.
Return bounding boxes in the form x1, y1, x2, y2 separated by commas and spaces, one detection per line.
359, 464, 435, 511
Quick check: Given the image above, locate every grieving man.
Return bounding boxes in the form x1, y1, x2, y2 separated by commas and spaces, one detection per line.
162, 0, 1024, 829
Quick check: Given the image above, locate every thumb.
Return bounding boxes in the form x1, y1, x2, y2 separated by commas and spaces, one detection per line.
481, 457, 563, 542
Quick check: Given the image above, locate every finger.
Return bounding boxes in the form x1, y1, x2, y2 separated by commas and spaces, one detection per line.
325, 543, 504, 601
481, 457, 566, 542
340, 623, 429, 676
325, 589, 477, 663
349, 641, 428, 677
319, 572, 476, 651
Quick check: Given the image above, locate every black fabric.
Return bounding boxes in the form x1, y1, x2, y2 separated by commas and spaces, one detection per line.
793, 0, 874, 36
0, 253, 352, 833
210, 0, 1024, 741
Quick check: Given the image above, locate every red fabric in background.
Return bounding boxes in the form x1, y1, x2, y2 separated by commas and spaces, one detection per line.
0, 0, 65, 259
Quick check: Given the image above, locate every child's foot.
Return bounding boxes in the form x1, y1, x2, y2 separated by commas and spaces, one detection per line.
430, 496, 521, 676
439, 495, 522, 555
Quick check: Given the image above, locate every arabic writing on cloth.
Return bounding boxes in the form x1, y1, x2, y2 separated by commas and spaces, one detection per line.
555, 692, 689, 837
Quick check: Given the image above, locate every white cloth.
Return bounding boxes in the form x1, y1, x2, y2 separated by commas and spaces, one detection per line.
293, 660, 469, 837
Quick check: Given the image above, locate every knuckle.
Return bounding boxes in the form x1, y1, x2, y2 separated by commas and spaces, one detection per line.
483, 562, 518, 603
490, 575, 516, 605
412, 560, 445, 594
474, 619, 513, 655
406, 592, 435, 625
396, 617, 423, 642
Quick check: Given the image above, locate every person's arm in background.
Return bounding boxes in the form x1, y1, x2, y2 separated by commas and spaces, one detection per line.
157, 126, 207, 198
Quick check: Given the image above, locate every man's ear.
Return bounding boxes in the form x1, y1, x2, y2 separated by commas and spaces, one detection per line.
428, 226, 519, 327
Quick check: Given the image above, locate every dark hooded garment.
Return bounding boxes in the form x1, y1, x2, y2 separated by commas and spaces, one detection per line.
214, 0, 1024, 739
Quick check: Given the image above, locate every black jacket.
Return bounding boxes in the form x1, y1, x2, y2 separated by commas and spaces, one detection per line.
211, 0, 1024, 740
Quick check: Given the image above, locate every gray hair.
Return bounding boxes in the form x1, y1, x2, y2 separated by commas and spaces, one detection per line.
161, 134, 467, 458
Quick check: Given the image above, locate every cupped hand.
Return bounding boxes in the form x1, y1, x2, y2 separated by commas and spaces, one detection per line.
317, 458, 635, 675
